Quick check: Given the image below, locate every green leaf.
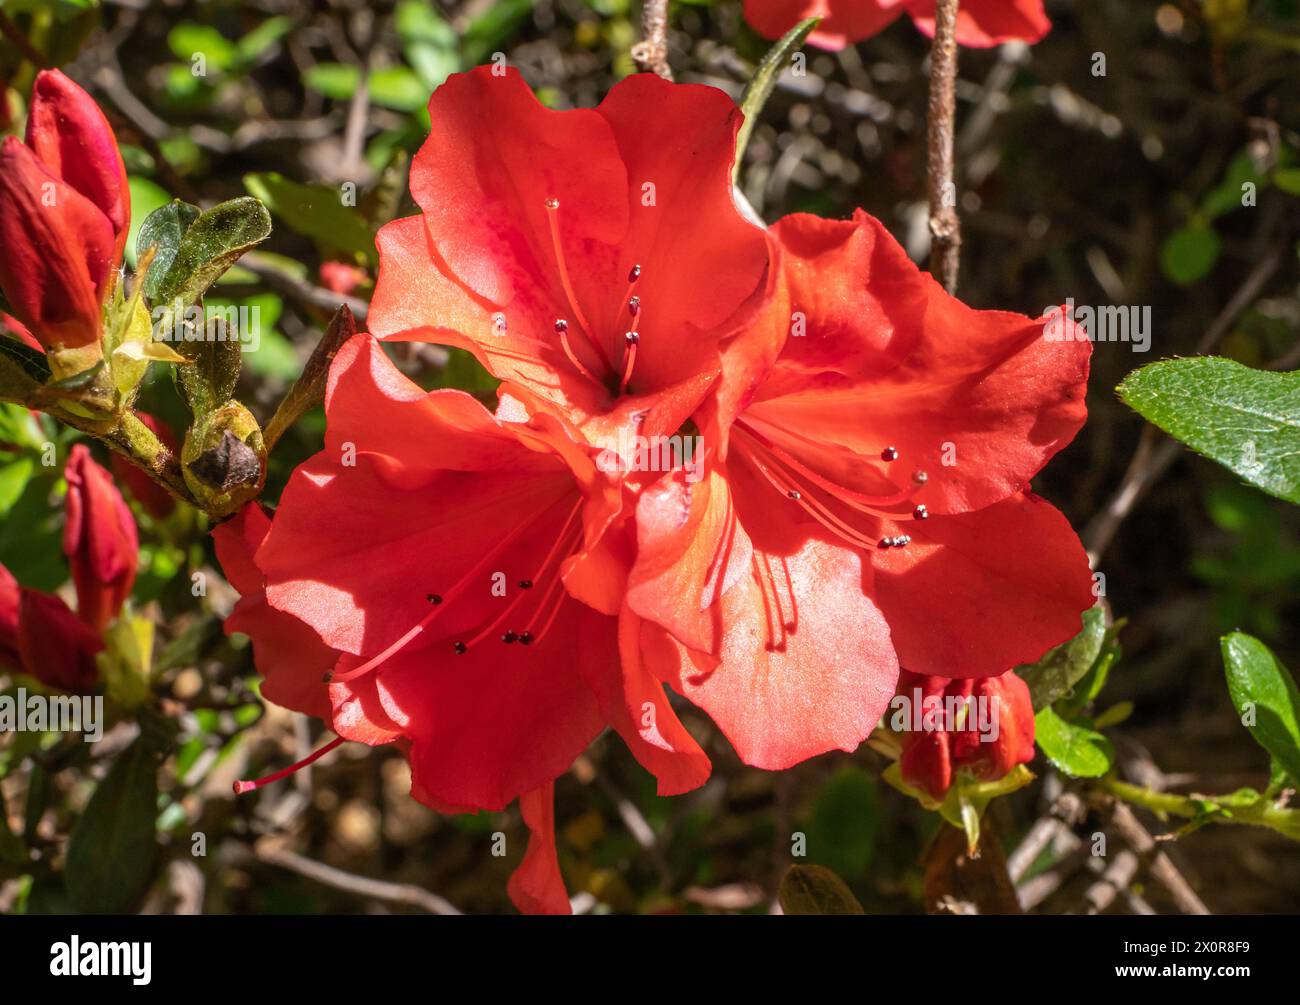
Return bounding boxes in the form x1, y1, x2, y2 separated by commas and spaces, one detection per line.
1034, 707, 1113, 778
125, 177, 171, 270
802, 766, 877, 879
1160, 224, 1221, 286
1273, 168, 1300, 196
237, 16, 294, 63
0, 457, 34, 517
243, 172, 376, 259
303, 62, 361, 101
1118, 357, 1300, 505
369, 66, 430, 113
1016, 606, 1107, 710
150, 196, 272, 309
777, 864, 865, 916
137, 199, 202, 302
734, 16, 820, 184
167, 23, 239, 72
64, 737, 163, 913
1222, 632, 1300, 783
461, 0, 533, 66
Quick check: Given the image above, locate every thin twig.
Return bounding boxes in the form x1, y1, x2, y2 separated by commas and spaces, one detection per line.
926, 0, 962, 293
252, 839, 463, 915
1084, 246, 1286, 565
631, 0, 673, 81
241, 253, 370, 322
1107, 802, 1211, 914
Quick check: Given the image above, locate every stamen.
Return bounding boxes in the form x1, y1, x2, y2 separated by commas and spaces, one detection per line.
233, 736, 345, 794
913, 504, 928, 520
751, 552, 779, 651
329, 495, 573, 683
461, 504, 583, 650
619, 331, 639, 395
756, 551, 790, 650
544, 199, 612, 374
554, 318, 603, 384
748, 454, 878, 550
881, 446, 899, 461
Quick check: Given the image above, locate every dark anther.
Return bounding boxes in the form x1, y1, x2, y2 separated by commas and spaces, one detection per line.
426, 593, 443, 604
519, 631, 534, 646
502, 631, 518, 644
518, 579, 533, 589
628, 264, 641, 283
912, 470, 929, 485
787, 489, 802, 500
880, 446, 899, 462
628, 295, 641, 316
878, 537, 894, 548
554, 319, 568, 334
913, 505, 929, 520
625, 331, 640, 345
453, 641, 467, 655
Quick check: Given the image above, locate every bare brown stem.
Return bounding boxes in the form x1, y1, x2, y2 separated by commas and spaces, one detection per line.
631, 0, 673, 81
926, 0, 962, 294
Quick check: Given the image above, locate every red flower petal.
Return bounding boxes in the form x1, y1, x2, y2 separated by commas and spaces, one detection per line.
212, 505, 334, 721
742, 0, 904, 50
0, 562, 19, 670
873, 492, 1095, 678
747, 210, 1089, 515
632, 467, 900, 769
906, 0, 1051, 48
507, 783, 571, 915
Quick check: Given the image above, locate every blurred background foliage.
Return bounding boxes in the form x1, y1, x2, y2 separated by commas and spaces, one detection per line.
1, 0, 1299, 914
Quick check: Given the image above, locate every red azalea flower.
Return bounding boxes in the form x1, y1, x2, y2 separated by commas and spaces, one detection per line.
64, 443, 139, 632
16, 587, 104, 693
0, 69, 130, 352
368, 67, 771, 452
624, 210, 1093, 769
743, 0, 1051, 51
213, 334, 711, 913
111, 412, 179, 519
895, 669, 1036, 799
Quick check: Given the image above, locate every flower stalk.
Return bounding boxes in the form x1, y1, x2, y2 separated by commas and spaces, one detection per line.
926, 0, 962, 293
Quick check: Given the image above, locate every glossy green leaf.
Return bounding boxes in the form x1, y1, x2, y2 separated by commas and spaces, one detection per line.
125, 177, 171, 270
1034, 707, 1113, 778
802, 766, 878, 879
1222, 632, 1300, 783
137, 199, 202, 302
778, 864, 865, 916
1016, 606, 1107, 710
1119, 357, 1300, 504
64, 738, 163, 913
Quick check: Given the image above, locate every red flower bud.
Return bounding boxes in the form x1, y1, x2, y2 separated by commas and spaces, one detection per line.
17, 588, 103, 693
0, 562, 19, 671
0, 70, 129, 352
26, 70, 131, 257
63, 444, 139, 632
0, 138, 116, 351
897, 669, 1036, 800
111, 412, 178, 519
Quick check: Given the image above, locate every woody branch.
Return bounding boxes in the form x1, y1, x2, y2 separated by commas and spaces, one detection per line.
632, 0, 674, 81
926, 0, 962, 294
